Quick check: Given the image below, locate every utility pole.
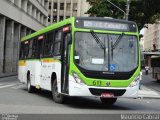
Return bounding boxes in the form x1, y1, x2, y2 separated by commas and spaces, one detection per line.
126, 0, 130, 20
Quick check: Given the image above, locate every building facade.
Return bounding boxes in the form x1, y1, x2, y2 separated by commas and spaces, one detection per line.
144, 21, 160, 51
0, 0, 48, 76
48, 0, 90, 24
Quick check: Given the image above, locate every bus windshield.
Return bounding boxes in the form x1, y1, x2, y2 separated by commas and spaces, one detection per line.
74, 32, 138, 72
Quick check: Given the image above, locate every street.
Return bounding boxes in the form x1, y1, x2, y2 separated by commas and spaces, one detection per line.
141, 70, 160, 92
0, 74, 160, 114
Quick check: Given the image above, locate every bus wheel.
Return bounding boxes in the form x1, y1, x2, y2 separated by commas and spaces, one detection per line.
157, 79, 160, 83
100, 98, 117, 105
52, 80, 64, 104
27, 74, 35, 93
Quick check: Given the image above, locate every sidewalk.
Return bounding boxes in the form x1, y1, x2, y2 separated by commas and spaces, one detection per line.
138, 85, 160, 99
0, 73, 17, 78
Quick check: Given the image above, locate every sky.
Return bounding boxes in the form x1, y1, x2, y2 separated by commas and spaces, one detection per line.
140, 28, 144, 35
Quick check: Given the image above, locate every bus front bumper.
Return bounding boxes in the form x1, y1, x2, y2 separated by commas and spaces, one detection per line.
69, 81, 139, 98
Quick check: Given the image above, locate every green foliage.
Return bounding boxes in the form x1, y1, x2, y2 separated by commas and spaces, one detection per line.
86, 0, 160, 31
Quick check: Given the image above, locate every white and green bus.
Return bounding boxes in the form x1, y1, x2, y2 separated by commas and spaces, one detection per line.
18, 17, 140, 105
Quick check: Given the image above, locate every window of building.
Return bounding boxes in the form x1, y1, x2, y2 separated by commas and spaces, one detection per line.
60, 3, 64, 10
14, 0, 20, 7
44, 0, 48, 9
66, 3, 71, 10
73, 3, 77, 11
48, 15, 51, 22
32, 7, 36, 18
60, 16, 64, 21
27, 3, 32, 15
21, 0, 27, 12
37, 11, 40, 21
53, 16, 57, 22
49, 2, 51, 10
40, 14, 44, 24
54, 2, 57, 9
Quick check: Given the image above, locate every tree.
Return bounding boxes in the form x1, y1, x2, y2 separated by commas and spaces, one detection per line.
86, 0, 160, 31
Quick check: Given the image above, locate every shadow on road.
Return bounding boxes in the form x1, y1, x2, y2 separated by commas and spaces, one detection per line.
16, 78, 160, 111
21, 87, 132, 110
63, 97, 131, 110
20, 86, 160, 111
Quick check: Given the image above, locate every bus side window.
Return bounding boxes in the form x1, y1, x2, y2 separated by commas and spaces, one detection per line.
24, 41, 29, 59
19, 42, 24, 60
28, 39, 33, 59
37, 36, 44, 59
31, 39, 37, 58
54, 30, 62, 56
38, 35, 44, 58
44, 32, 54, 57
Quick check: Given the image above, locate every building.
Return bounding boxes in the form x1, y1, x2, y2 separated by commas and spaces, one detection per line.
140, 37, 144, 51
48, 0, 90, 25
0, 0, 48, 76
144, 21, 160, 51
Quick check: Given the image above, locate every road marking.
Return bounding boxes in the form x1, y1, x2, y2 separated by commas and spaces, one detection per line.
0, 84, 17, 89
11, 83, 25, 89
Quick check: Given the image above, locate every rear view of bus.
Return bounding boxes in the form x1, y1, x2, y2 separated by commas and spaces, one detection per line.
68, 17, 140, 105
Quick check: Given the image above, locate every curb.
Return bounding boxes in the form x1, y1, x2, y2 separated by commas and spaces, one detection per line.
138, 95, 160, 99
0, 73, 17, 78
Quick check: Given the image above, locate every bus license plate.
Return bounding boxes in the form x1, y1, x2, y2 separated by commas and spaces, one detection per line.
101, 93, 114, 98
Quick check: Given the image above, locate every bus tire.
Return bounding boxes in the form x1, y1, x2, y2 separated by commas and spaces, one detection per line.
157, 79, 160, 83
52, 80, 65, 104
100, 98, 117, 105
27, 73, 35, 93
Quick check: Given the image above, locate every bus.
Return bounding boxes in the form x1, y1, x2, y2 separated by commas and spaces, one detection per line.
18, 17, 140, 105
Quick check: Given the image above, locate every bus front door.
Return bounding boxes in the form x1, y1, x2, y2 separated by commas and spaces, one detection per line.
61, 32, 71, 94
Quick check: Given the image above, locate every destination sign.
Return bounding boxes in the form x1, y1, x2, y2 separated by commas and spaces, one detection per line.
75, 18, 137, 32
84, 21, 128, 31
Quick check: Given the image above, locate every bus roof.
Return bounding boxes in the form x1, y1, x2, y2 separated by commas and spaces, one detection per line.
21, 17, 74, 41
76, 17, 136, 25
21, 17, 137, 42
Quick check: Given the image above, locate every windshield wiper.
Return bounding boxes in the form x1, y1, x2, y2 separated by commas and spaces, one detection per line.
112, 33, 124, 50
90, 30, 108, 71
110, 33, 124, 60
90, 30, 105, 50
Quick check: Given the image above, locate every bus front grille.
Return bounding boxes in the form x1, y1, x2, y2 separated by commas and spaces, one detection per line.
89, 88, 126, 96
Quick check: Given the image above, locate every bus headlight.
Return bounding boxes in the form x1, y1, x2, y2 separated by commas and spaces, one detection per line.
72, 72, 85, 85
129, 75, 140, 87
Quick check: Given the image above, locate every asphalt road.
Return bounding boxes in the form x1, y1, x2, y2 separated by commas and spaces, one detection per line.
0, 76, 160, 115
1, 75, 160, 120
141, 70, 160, 92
